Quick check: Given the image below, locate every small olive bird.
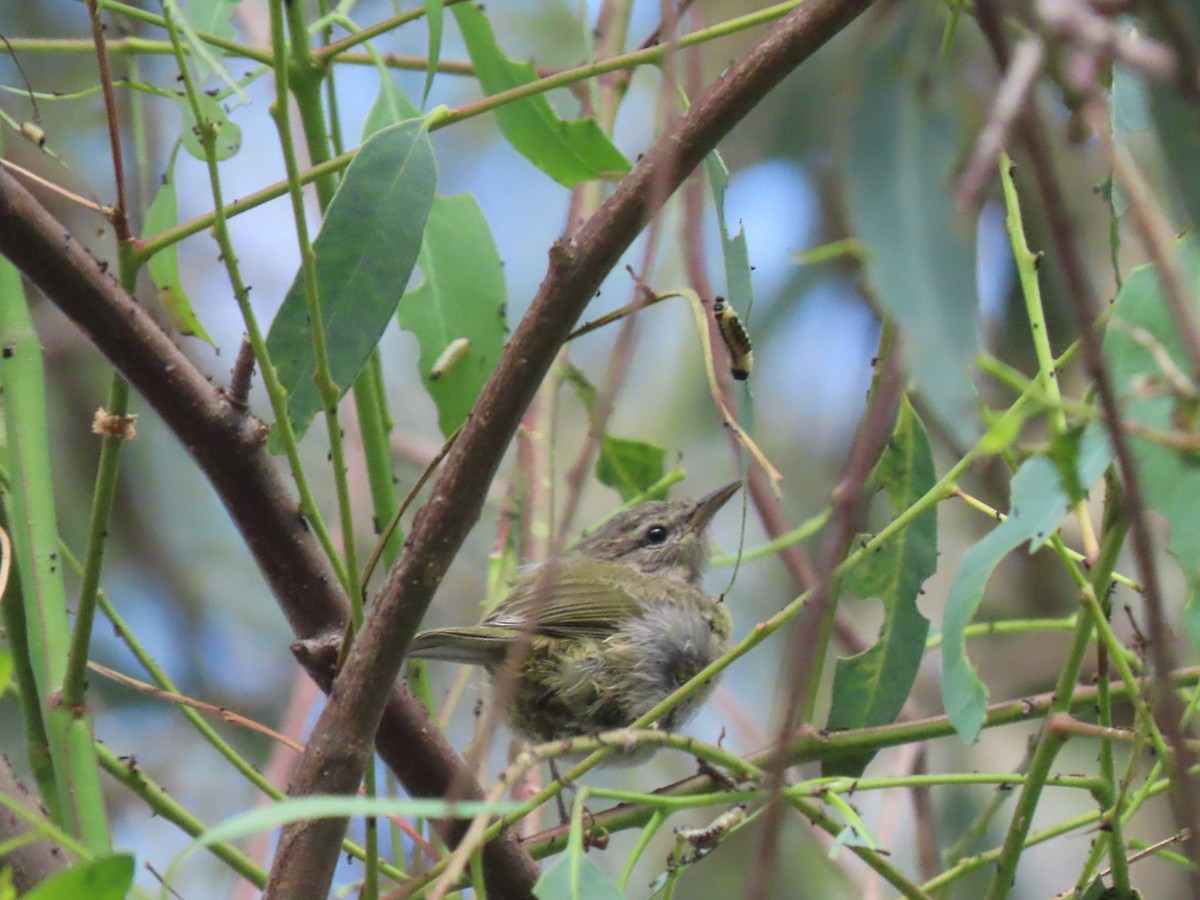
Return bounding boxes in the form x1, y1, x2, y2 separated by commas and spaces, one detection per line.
407, 482, 740, 746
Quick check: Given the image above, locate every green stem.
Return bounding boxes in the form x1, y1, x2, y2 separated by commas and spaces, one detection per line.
158, 2, 348, 590
0, 517, 61, 824
135, 0, 813, 263
277, 5, 376, 892
61, 375, 128, 712
95, 744, 266, 887
983, 532, 1129, 898
0, 262, 109, 852
271, 0, 361, 611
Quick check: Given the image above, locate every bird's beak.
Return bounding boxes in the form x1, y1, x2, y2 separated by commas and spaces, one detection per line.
687, 481, 740, 532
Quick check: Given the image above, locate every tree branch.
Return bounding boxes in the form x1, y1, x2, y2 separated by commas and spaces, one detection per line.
0, 169, 539, 895
265, 0, 875, 895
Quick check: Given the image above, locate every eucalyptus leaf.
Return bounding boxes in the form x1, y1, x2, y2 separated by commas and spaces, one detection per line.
180, 93, 241, 161
266, 121, 436, 445
422, 0, 444, 108
846, 18, 979, 442
596, 436, 667, 502
535, 852, 624, 900
825, 396, 934, 774
942, 425, 1111, 741
144, 157, 214, 344
451, 4, 630, 187
705, 150, 753, 317
1103, 233, 1200, 647
362, 72, 420, 141
396, 193, 506, 437
21, 855, 133, 900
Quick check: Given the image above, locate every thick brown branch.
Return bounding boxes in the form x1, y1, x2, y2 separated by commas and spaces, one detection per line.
0, 169, 539, 895
266, 0, 875, 896
0, 754, 74, 893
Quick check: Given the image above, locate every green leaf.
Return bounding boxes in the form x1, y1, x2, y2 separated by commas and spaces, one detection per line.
596, 436, 667, 502
143, 157, 214, 344
267, 121, 436, 445
22, 855, 133, 900
1149, 83, 1200, 230
451, 4, 630, 187
824, 396, 934, 775
362, 71, 420, 142
1103, 233, 1200, 623
1046, 424, 1088, 506
396, 193, 506, 437
422, 0, 444, 108
1146, 7, 1200, 230
179, 93, 241, 161
845, 19, 979, 443
0, 646, 11, 697
183, 0, 236, 44
941, 425, 1111, 741
704, 150, 753, 316
535, 852, 624, 900
1112, 65, 1151, 135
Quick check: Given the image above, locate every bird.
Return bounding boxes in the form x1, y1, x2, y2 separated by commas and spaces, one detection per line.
407, 482, 739, 747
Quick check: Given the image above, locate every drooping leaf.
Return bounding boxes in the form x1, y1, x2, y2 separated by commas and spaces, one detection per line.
704, 150, 753, 317
596, 436, 667, 502
1103, 233, 1200, 648
396, 193, 506, 437
21, 855, 133, 900
845, 18, 979, 442
451, 3, 630, 187
143, 156, 214, 344
267, 121, 436, 445
825, 396, 935, 775
942, 425, 1111, 741
422, 0, 444, 108
179, 93, 241, 161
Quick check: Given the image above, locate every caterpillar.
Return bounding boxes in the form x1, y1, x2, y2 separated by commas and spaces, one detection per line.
430, 337, 470, 381
712, 297, 753, 381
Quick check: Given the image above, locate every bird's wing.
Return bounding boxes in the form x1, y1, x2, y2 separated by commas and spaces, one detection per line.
407, 625, 518, 665
482, 566, 646, 639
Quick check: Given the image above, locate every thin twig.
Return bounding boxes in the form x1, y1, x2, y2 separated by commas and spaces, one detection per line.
265, 1, 877, 896
976, 0, 1200, 888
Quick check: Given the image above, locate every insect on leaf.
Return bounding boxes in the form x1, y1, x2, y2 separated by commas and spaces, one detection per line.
397, 193, 506, 437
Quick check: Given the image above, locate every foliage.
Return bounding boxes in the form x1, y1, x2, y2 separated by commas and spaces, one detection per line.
1, 1, 1200, 898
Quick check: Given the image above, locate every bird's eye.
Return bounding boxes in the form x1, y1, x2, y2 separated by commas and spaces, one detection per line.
645, 525, 669, 545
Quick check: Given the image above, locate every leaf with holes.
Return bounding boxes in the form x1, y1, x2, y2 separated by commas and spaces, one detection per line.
396, 193, 506, 437
825, 396, 934, 775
